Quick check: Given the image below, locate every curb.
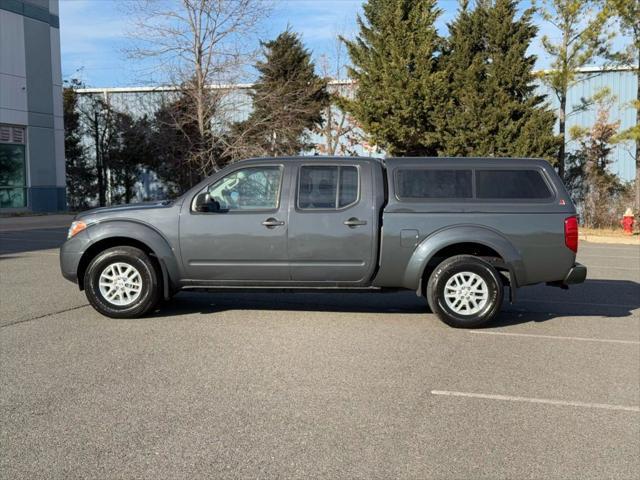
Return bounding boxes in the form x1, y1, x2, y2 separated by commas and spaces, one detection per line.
580, 234, 640, 246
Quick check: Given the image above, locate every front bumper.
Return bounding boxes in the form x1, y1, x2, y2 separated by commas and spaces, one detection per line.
60, 250, 82, 283
563, 262, 587, 285
59, 230, 91, 284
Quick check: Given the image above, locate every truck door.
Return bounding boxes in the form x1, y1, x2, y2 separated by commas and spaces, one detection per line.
179, 163, 290, 282
287, 161, 376, 283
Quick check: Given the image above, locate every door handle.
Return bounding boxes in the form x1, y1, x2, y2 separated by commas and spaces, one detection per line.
344, 217, 367, 227
262, 217, 285, 228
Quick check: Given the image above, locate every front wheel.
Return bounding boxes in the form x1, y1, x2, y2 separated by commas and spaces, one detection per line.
84, 246, 160, 318
426, 255, 503, 328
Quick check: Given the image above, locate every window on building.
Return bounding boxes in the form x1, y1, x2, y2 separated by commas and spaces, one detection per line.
205, 166, 282, 211
476, 169, 552, 200
395, 169, 472, 199
0, 125, 27, 209
298, 165, 359, 209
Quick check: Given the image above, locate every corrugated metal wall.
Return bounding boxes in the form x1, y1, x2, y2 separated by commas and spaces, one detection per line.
79, 67, 639, 182
539, 68, 637, 182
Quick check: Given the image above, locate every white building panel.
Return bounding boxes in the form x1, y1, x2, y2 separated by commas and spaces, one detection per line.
52, 83, 63, 117
49, 0, 59, 16
0, 73, 28, 115
54, 127, 65, 187
49, 26, 62, 86
0, 107, 28, 126
0, 10, 26, 77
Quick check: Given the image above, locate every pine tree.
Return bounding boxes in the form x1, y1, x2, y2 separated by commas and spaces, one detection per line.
439, 0, 558, 160
341, 0, 446, 156
435, 0, 486, 156
240, 30, 328, 156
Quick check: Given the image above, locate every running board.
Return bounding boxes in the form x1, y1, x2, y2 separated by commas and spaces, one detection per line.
181, 285, 396, 294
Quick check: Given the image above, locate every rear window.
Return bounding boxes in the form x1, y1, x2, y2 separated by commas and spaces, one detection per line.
396, 169, 472, 199
476, 170, 551, 199
298, 165, 359, 209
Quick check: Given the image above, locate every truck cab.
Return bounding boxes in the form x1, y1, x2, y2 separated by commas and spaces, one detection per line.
180, 157, 383, 285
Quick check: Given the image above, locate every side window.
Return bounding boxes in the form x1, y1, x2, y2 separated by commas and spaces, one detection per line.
395, 169, 472, 199
206, 166, 282, 211
298, 165, 359, 210
476, 170, 552, 200
339, 166, 358, 207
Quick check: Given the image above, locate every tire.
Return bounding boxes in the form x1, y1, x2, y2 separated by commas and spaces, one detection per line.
426, 255, 503, 328
84, 246, 160, 318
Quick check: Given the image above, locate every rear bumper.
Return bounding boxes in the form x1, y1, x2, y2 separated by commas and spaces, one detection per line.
563, 262, 587, 285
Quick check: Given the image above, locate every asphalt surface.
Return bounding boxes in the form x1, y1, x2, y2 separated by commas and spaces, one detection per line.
1, 219, 639, 479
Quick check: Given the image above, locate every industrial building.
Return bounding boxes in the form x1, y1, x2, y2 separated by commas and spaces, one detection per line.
77, 66, 638, 198
0, 0, 65, 212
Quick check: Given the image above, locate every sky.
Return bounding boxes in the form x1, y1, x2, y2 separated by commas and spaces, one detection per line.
58, 0, 629, 89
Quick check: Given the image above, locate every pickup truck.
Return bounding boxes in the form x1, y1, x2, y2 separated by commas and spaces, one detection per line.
60, 156, 586, 328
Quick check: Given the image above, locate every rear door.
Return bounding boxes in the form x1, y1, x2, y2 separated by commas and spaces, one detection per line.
179, 162, 291, 282
287, 160, 377, 283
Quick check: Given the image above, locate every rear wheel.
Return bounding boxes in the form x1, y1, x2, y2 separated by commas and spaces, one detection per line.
426, 255, 503, 328
84, 246, 160, 318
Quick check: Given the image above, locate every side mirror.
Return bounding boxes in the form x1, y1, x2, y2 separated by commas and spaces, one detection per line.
194, 193, 220, 213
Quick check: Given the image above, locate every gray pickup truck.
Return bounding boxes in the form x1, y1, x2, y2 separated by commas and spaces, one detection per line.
60, 157, 586, 328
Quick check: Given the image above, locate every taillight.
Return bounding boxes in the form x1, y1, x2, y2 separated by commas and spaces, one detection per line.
564, 216, 578, 253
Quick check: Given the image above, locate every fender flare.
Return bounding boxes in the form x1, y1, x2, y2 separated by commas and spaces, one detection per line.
83, 220, 180, 296
402, 225, 525, 292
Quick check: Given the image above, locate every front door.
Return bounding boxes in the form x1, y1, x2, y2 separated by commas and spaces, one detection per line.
287, 161, 376, 283
179, 163, 290, 282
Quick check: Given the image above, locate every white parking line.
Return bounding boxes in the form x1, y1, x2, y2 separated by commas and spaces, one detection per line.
579, 255, 640, 260
582, 245, 639, 250
430, 390, 640, 413
585, 279, 638, 284
0, 236, 62, 243
469, 330, 640, 345
586, 265, 640, 271
516, 298, 638, 309
0, 250, 60, 257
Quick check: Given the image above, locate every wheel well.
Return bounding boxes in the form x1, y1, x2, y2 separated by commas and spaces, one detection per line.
77, 237, 161, 290
422, 242, 509, 291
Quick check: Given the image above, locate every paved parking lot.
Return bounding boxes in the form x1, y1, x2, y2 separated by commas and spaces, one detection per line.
1, 218, 638, 479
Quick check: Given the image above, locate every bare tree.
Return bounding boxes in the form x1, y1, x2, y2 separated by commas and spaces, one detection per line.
314, 31, 367, 157
78, 94, 118, 206
128, 0, 270, 175
565, 93, 630, 228
534, 0, 613, 179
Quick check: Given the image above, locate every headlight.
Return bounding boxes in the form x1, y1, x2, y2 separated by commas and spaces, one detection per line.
67, 220, 88, 239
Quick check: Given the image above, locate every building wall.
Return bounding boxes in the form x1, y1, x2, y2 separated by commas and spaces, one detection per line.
541, 68, 638, 182
0, 0, 65, 212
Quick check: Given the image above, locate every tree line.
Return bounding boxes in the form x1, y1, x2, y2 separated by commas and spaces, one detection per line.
64, 0, 639, 227
64, 27, 330, 208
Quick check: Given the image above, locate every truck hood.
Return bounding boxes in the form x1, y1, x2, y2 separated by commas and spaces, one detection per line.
76, 200, 174, 220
